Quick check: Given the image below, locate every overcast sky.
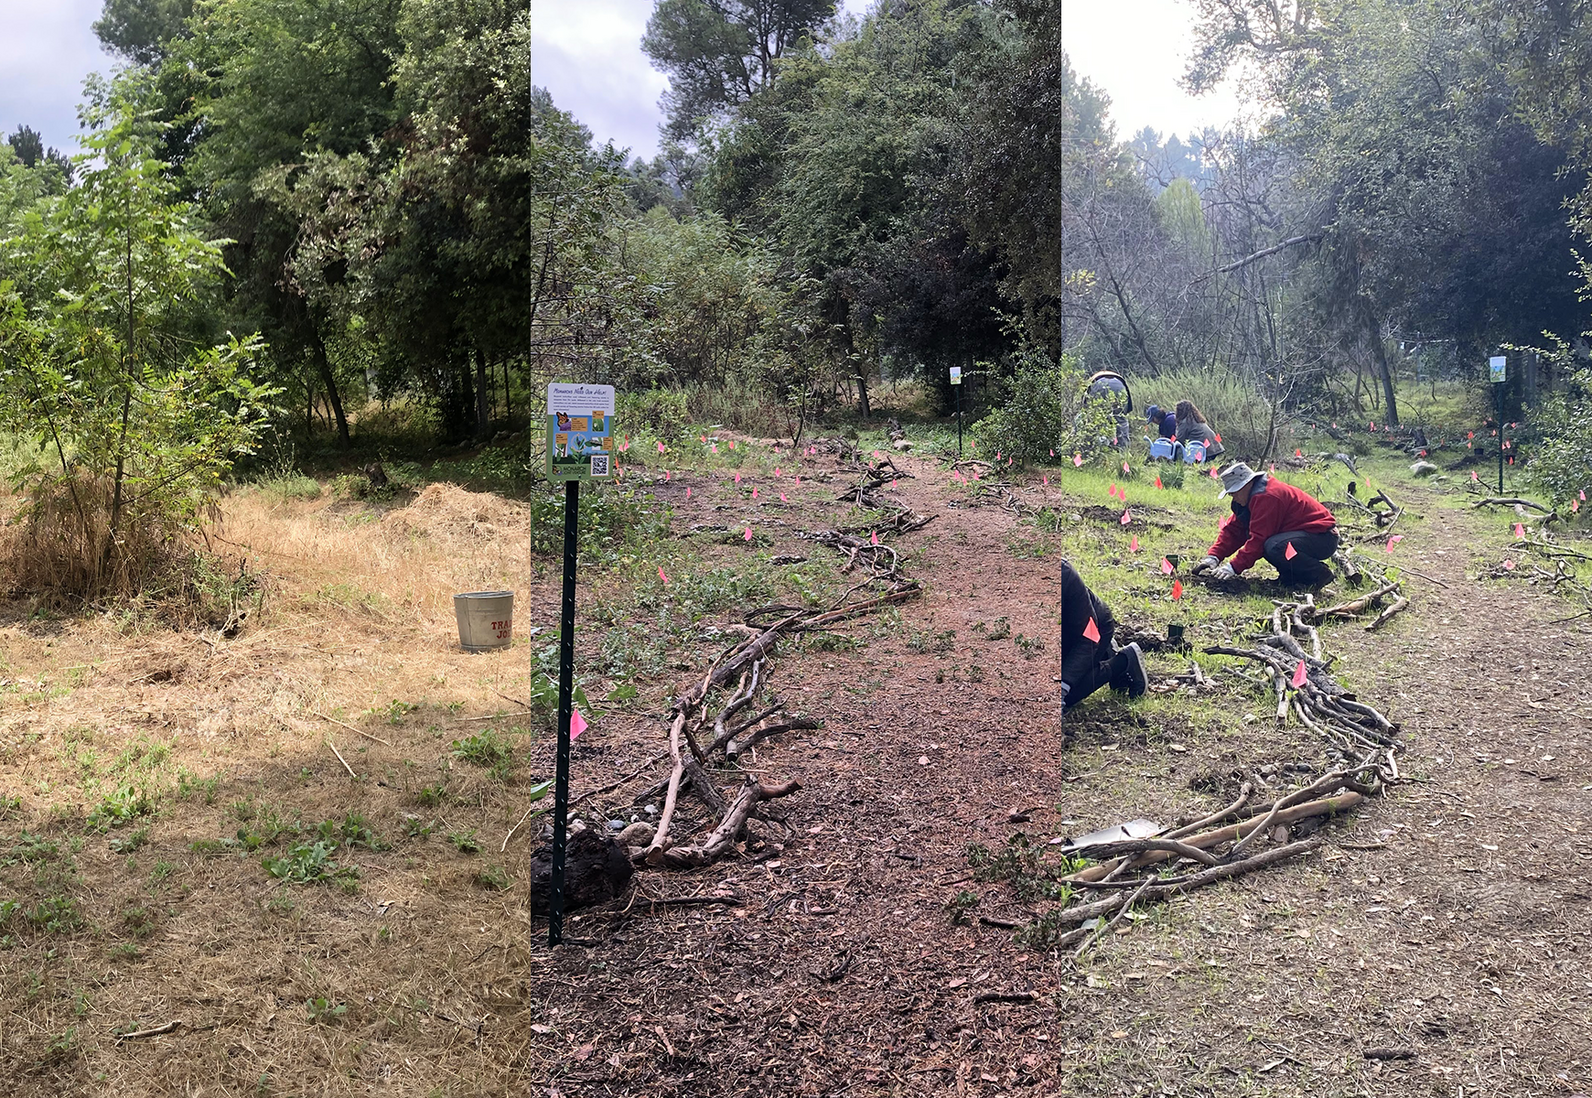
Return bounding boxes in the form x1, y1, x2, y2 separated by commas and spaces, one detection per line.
0, 1, 1240, 162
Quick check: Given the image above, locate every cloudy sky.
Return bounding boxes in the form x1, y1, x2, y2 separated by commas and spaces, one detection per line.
0, 1, 1239, 161
531, 0, 1244, 160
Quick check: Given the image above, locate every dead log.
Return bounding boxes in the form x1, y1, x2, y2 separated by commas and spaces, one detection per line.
1469, 496, 1554, 513
1364, 596, 1409, 631
1066, 792, 1364, 883
650, 777, 802, 868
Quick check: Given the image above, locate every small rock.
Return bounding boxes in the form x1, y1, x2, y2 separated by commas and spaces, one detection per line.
606, 819, 625, 831
1008, 808, 1031, 823
616, 821, 654, 846
643, 804, 659, 815
1410, 460, 1438, 477
891, 438, 912, 451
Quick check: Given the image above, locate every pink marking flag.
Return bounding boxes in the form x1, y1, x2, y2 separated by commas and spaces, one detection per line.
664, 470, 671, 481
1160, 557, 1174, 575
1120, 508, 1132, 525
1210, 467, 1220, 479
1130, 534, 1140, 553
619, 436, 630, 452
729, 440, 736, 449
1572, 499, 1580, 513
892, 479, 899, 489
1042, 474, 1049, 486
875, 450, 885, 460
1006, 457, 1013, 468
1050, 449, 1055, 457
1170, 579, 1183, 600
780, 491, 788, 502
1581, 489, 1587, 501
657, 441, 666, 454
686, 487, 692, 500
1503, 559, 1517, 571
1123, 462, 1131, 474
1295, 448, 1303, 458
734, 471, 742, 485
1284, 542, 1297, 560
1514, 522, 1526, 538
774, 468, 782, 477
996, 451, 1002, 461
1370, 422, 1376, 431
1109, 483, 1119, 498
1467, 431, 1474, 439
752, 487, 759, 499
743, 527, 753, 542
1215, 433, 1222, 443
870, 530, 879, 546
1385, 534, 1403, 552
1418, 450, 1427, 458
1471, 471, 1479, 482
1153, 475, 1163, 490
1073, 453, 1084, 467
1082, 617, 1101, 643
1290, 659, 1308, 689
570, 709, 588, 741
658, 566, 670, 585
711, 442, 718, 453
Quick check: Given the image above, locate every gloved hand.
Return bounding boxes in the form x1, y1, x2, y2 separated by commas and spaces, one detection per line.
1193, 555, 1221, 574
1211, 561, 1237, 581
1056, 679, 1071, 712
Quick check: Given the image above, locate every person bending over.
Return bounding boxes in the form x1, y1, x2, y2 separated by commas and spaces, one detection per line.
1195, 462, 1338, 587
1057, 560, 1147, 715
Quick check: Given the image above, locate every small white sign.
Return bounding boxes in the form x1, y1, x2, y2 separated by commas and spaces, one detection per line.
949, 367, 963, 386
547, 383, 616, 416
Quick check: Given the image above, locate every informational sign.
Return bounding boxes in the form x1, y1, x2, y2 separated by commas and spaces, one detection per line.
1489, 355, 1507, 383
545, 383, 617, 482
949, 366, 963, 386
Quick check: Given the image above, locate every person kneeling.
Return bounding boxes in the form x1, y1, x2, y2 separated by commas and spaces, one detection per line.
1057, 560, 1147, 716
1196, 462, 1338, 588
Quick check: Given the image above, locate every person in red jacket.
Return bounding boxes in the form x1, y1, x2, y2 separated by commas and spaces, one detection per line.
1195, 462, 1338, 587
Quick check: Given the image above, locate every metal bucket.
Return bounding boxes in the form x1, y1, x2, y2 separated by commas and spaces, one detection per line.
454, 591, 514, 652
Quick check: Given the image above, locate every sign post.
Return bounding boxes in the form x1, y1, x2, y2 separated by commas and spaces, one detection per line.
1489, 355, 1507, 495
950, 367, 963, 457
543, 383, 616, 946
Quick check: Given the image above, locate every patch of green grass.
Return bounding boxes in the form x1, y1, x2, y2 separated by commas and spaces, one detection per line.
262, 841, 358, 887
316, 813, 385, 851
450, 729, 516, 780
86, 784, 153, 833
175, 769, 222, 804
446, 828, 480, 854
473, 865, 511, 890
0, 794, 19, 819
305, 996, 348, 1025
906, 626, 957, 654
108, 827, 150, 854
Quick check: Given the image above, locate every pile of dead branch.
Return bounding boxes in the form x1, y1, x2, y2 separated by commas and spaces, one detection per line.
1208, 592, 1403, 762
801, 455, 935, 593
1331, 482, 1404, 542
626, 512, 930, 870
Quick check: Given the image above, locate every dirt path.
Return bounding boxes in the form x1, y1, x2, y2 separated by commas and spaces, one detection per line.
537, 466, 1591, 1097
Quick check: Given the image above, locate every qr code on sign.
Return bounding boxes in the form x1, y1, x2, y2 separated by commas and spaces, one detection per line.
589, 454, 610, 477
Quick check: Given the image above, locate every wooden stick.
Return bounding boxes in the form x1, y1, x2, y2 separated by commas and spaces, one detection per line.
115, 1019, 184, 1041
651, 777, 802, 868
1364, 596, 1409, 631
313, 711, 393, 747
327, 740, 356, 779
1165, 782, 1253, 840
1469, 496, 1554, 513
1066, 792, 1363, 882
1074, 875, 1154, 961
640, 707, 691, 863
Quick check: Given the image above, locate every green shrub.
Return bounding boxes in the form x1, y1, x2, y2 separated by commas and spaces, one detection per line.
970, 352, 1115, 466
1524, 364, 1592, 508
617, 388, 690, 437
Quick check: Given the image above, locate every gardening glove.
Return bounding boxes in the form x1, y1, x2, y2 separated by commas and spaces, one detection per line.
1056, 679, 1071, 713
1194, 555, 1221, 575
1211, 561, 1237, 582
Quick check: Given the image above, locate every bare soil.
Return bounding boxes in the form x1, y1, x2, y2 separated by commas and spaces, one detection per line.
1, 449, 1589, 1097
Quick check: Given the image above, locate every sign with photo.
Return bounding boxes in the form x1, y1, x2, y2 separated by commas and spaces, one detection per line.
545, 384, 617, 482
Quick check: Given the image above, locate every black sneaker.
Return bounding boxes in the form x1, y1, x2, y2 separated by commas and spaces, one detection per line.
1110, 643, 1148, 698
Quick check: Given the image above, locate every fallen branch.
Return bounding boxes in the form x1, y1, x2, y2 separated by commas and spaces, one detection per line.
1364, 595, 1410, 631
115, 1019, 184, 1042
649, 777, 802, 868
313, 711, 392, 747
327, 740, 356, 779
1470, 496, 1554, 513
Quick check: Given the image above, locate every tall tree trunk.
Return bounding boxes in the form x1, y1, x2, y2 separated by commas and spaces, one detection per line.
475, 346, 491, 438
1369, 332, 1399, 426
856, 365, 871, 419
312, 332, 352, 447
502, 359, 513, 427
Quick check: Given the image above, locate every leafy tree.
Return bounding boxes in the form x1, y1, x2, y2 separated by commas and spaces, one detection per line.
0, 101, 273, 595
643, 0, 838, 140
4, 127, 73, 183
95, 0, 194, 66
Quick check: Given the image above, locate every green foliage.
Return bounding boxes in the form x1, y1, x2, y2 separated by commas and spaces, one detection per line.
1524, 362, 1592, 507
305, 996, 348, 1024
450, 729, 516, 780
86, 785, 154, 833
473, 864, 511, 891
944, 889, 979, 925
971, 353, 1115, 466
0, 94, 275, 597
262, 841, 357, 886
446, 828, 480, 854
964, 834, 1071, 904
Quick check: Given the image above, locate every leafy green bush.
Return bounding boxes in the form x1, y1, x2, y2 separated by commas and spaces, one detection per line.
617, 388, 690, 438
970, 352, 1115, 466
1523, 359, 1592, 508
